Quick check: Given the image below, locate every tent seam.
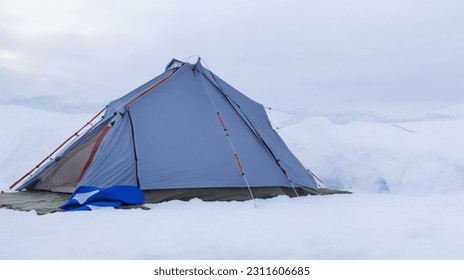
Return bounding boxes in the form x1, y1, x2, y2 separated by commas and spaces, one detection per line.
127, 110, 141, 188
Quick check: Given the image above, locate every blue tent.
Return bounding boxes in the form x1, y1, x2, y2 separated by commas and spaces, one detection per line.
14, 58, 325, 202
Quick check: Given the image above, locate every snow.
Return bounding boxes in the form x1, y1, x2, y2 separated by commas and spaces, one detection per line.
1, 102, 463, 259
269, 104, 464, 194
0, 105, 93, 188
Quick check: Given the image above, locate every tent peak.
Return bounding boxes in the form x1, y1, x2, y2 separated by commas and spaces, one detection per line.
165, 56, 204, 72
165, 58, 185, 71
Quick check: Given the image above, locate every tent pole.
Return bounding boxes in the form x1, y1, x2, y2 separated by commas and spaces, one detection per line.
199, 70, 257, 207
5, 107, 107, 192
200, 60, 300, 198
125, 71, 175, 107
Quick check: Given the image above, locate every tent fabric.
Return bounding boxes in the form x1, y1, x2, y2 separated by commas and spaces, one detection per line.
127, 64, 290, 189
0, 191, 70, 215
17, 118, 113, 193
12, 57, 328, 202
78, 116, 138, 188
0, 188, 349, 214
142, 187, 349, 203
195, 62, 318, 188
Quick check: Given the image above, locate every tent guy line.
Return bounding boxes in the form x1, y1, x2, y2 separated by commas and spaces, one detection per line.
199, 69, 257, 206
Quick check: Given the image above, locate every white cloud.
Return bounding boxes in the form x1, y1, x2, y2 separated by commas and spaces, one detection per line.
1, 0, 463, 107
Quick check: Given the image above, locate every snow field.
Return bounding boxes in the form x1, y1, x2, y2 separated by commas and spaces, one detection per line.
1, 103, 463, 259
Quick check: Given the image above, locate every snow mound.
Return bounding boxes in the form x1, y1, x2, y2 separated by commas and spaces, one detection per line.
269, 104, 464, 194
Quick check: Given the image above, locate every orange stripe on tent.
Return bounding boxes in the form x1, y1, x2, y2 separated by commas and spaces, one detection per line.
78, 125, 112, 182
125, 72, 175, 107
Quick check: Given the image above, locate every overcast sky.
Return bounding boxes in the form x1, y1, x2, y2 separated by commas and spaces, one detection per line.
1, 0, 463, 109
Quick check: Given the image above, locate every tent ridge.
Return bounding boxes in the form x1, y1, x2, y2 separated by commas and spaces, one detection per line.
125, 70, 176, 108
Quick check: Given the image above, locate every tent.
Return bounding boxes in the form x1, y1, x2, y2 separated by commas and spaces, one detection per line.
5, 58, 340, 210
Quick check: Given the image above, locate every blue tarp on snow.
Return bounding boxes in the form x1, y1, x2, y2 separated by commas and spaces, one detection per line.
60, 185, 144, 211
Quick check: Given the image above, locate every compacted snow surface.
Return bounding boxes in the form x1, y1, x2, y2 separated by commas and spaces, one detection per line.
1, 103, 463, 259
